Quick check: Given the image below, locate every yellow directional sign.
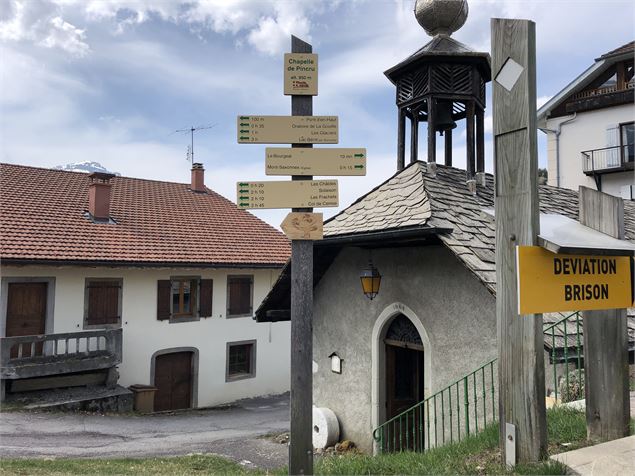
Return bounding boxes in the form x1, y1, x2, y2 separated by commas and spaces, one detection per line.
516, 246, 633, 314
280, 212, 323, 240
237, 116, 338, 144
265, 148, 366, 176
237, 180, 338, 209
284, 53, 318, 96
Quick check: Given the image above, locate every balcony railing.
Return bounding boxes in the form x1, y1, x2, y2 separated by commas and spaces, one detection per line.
0, 329, 122, 380
571, 80, 635, 101
582, 144, 634, 173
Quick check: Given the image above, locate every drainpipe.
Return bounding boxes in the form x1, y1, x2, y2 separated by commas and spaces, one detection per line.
539, 113, 576, 188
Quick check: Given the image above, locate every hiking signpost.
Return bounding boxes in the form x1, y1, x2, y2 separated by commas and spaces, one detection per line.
236, 36, 366, 475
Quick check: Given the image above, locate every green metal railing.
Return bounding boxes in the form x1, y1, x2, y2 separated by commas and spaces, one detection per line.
373, 358, 497, 453
372, 311, 592, 453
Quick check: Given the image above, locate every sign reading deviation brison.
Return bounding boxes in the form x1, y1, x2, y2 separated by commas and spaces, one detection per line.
516, 246, 633, 314
284, 53, 318, 96
237, 180, 338, 209
237, 116, 338, 144
265, 148, 366, 176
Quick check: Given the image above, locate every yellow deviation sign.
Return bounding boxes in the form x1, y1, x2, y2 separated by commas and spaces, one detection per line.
516, 246, 633, 314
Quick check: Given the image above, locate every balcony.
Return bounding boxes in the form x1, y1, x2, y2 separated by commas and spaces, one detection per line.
582, 144, 634, 175
1, 329, 122, 380
565, 81, 634, 114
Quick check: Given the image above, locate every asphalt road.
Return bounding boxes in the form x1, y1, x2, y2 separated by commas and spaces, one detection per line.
0, 394, 290, 469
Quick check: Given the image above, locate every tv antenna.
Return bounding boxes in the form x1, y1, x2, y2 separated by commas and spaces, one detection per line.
173, 123, 217, 165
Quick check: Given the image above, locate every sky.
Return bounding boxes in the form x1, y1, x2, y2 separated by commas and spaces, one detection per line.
1, 0, 633, 228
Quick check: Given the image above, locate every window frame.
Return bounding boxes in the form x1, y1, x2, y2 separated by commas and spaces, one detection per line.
619, 121, 634, 164
225, 340, 257, 382
169, 276, 200, 323
226, 275, 254, 318
83, 278, 123, 329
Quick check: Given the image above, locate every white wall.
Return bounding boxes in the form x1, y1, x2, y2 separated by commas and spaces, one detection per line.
1, 265, 290, 407
545, 103, 634, 196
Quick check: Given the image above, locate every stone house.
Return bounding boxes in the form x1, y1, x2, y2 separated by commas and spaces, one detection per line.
1, 163, 291, 410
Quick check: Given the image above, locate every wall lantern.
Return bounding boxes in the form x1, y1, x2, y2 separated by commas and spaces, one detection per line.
328, 352, 342, 374
360, 259, 381, 300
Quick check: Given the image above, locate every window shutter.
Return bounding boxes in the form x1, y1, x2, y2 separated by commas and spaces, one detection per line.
157, 280, 171, 320
200, 279, 213, 317
86, 280, 121, 327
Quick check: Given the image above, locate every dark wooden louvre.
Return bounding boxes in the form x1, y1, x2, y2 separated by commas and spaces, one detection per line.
228, 277, 252, 316
86, 281, 120, 326
157, 280, 171, 321
199, 279, 213, 317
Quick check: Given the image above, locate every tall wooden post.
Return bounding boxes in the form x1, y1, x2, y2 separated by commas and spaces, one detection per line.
476, 107, 485, 174
289, 35, 314, 476
579, 186, 630, 442
398, 108, 406, 170
444, 129, 453, 166
466, 100, 475, 179
492, 19, 547, 464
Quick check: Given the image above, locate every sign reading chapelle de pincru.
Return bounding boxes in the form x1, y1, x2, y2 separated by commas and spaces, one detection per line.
284, 53, 318, 96
516, 246, 633, 314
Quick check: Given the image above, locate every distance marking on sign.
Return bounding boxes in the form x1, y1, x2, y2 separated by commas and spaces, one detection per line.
284, 53, 318, 96
280, 212, 323, 240
236, 180, 338, 209
265, 148, 366, 176
237, 116, 338, 144
516, 246, 633, 314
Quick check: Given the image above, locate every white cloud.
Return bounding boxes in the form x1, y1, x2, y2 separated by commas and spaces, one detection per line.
39, 16, 89, 56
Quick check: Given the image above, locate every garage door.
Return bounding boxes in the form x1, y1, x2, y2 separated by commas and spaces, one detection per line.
154, 352, 193, 411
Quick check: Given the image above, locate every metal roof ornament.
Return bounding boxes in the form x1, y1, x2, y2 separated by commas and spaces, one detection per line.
414, 0, 469, 37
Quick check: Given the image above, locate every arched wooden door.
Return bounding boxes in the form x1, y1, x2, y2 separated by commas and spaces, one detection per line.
154, 351, 193, 411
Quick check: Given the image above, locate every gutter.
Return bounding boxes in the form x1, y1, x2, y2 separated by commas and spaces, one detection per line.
316, 225, 452, 247
0, 259, 287, 269
539, 113, 577, 187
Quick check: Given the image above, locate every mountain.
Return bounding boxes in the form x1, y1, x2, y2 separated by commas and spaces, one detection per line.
53, 161, 120, 175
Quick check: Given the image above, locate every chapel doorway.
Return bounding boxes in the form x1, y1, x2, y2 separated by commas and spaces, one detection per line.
384, 314, 425, 450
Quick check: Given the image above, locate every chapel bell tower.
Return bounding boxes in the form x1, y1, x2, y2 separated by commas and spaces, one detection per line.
385, 0, 491, 182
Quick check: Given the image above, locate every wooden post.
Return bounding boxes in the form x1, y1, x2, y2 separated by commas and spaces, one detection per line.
579, 186, 630, 442
411, 110, 419, 163
427, 99, 436, 164
492, 18, 547, 464
476, 107, 485, 174
398, 108, 406, 170
444, 129, 453, 166
289, 35, 314, 476
466, 100, 475, 179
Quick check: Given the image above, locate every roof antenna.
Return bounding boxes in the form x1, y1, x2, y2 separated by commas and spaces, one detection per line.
173, 124, 217, 165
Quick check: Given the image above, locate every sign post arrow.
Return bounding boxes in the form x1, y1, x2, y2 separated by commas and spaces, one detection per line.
280, 212, 323, 240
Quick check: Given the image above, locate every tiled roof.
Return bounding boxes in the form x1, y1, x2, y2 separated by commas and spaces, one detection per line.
0, 163, 290, 267
598, 41, 634, 60
324, 161, 635, 295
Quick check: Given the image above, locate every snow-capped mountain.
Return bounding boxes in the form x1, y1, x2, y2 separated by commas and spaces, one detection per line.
53, 161, 120, 175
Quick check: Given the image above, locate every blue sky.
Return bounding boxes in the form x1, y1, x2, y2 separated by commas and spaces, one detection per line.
1, 0, 633, 228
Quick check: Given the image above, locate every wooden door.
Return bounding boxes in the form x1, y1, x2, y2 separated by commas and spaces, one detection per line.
386, 344, 424, 450
154, 352, 193, 411
6, 282, 47, 357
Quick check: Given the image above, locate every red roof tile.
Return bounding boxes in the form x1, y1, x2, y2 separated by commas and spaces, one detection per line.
598, 41, 634, 59
1, 163, 290, 267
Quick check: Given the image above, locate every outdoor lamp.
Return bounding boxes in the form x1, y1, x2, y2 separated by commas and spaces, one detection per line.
360, 260, 381, 300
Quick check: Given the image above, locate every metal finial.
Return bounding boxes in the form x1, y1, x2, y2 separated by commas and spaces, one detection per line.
414, 0, 469, 37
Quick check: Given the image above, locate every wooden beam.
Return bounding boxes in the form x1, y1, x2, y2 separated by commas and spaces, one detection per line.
579, 186, 630, 443
411, 109, 419, 163
466, 100, 475, 179
492, 18, 547, 464
476, 107, 485, 173
398, 108, 406, 170
289, 35, 314, 476
427, 99, 436, 164
444, 129, 453, 166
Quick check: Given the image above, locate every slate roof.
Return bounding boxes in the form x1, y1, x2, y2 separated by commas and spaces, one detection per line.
325, 161, 634, 295
0, 163, 290, 267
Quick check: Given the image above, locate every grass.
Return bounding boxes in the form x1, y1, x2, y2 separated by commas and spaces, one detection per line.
1, 407, 631, 476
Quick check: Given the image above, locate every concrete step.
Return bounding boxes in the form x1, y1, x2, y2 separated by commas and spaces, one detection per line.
4, 385, 133, 413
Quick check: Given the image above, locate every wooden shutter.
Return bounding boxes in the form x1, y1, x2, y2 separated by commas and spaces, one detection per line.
86, 281, 120, 326
228, 277, 252, 316
199, 279, 213, 317
157, 280, 171, 321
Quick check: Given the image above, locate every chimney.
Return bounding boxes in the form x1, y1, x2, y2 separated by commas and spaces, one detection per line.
191, 163, 206, 193
88, 172, 115, 220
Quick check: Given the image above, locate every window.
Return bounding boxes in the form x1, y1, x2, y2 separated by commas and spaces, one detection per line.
157, 278, 213, 322
226, 340, 256, 381
620, 122, 634, 163
226, 275, 253, 317
84, 279, 122, 328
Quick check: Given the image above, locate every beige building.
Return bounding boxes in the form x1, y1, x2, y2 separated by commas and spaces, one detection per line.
538, 41, 634, 198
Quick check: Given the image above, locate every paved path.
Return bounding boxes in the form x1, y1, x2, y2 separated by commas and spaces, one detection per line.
0, 394, 290, 470
551, 435, 635, 476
